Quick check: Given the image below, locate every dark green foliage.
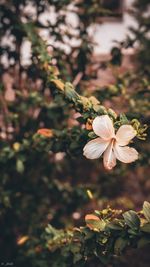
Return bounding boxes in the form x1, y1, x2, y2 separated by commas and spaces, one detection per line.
18, 202, 150, 267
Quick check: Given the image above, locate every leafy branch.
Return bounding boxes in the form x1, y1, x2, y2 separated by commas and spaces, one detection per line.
22, 201, 150, 266
23, 22, 147, 142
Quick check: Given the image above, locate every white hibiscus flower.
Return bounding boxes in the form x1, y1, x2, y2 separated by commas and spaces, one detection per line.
83, 115, 138, 170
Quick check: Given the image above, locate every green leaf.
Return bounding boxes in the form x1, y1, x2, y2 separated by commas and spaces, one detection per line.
82, 228, 94, 240
119, 113, 129, 124
107, 222, 123, 231
128, 229, 139, 236
86, 219, 106, 231
70, 243, 81, 254
141, 223, 150, 233
138, 237, 150, 248
101, 236, 108, 244
16, 159, 24, 174
64, 82, 79, 101
73, 253, 82, 264
114, 237, 128, 254
123, 210, 140, 229
143, 201, 150, 222
88, 131, 97, 139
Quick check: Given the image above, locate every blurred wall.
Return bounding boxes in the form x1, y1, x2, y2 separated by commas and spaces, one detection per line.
1, 0, 137, 67
88, 0, 137, 54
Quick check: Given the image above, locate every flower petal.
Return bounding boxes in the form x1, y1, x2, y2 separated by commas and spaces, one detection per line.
114, 144, 138, 163
92, 115, 115, 140
116, 125, 137, 146
103, 140, 116, 170
83, 138, 109, 159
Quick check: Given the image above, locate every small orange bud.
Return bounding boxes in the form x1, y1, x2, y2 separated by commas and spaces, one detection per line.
85, 119, 93, 130
85, 214, 100, 230
85, 122, 93, 130
85, 214, 100, 221
17, 236, 29, 245
37, 128, 53, 137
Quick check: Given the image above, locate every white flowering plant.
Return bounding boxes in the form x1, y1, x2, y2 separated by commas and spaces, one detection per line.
0, 1, 150, 266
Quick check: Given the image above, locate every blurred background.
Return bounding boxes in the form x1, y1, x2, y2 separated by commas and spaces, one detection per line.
0, 0, 150, 266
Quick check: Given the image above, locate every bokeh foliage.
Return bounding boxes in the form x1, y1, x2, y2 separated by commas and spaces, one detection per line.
0, 0, 150, 266
18, 201, 150, 267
